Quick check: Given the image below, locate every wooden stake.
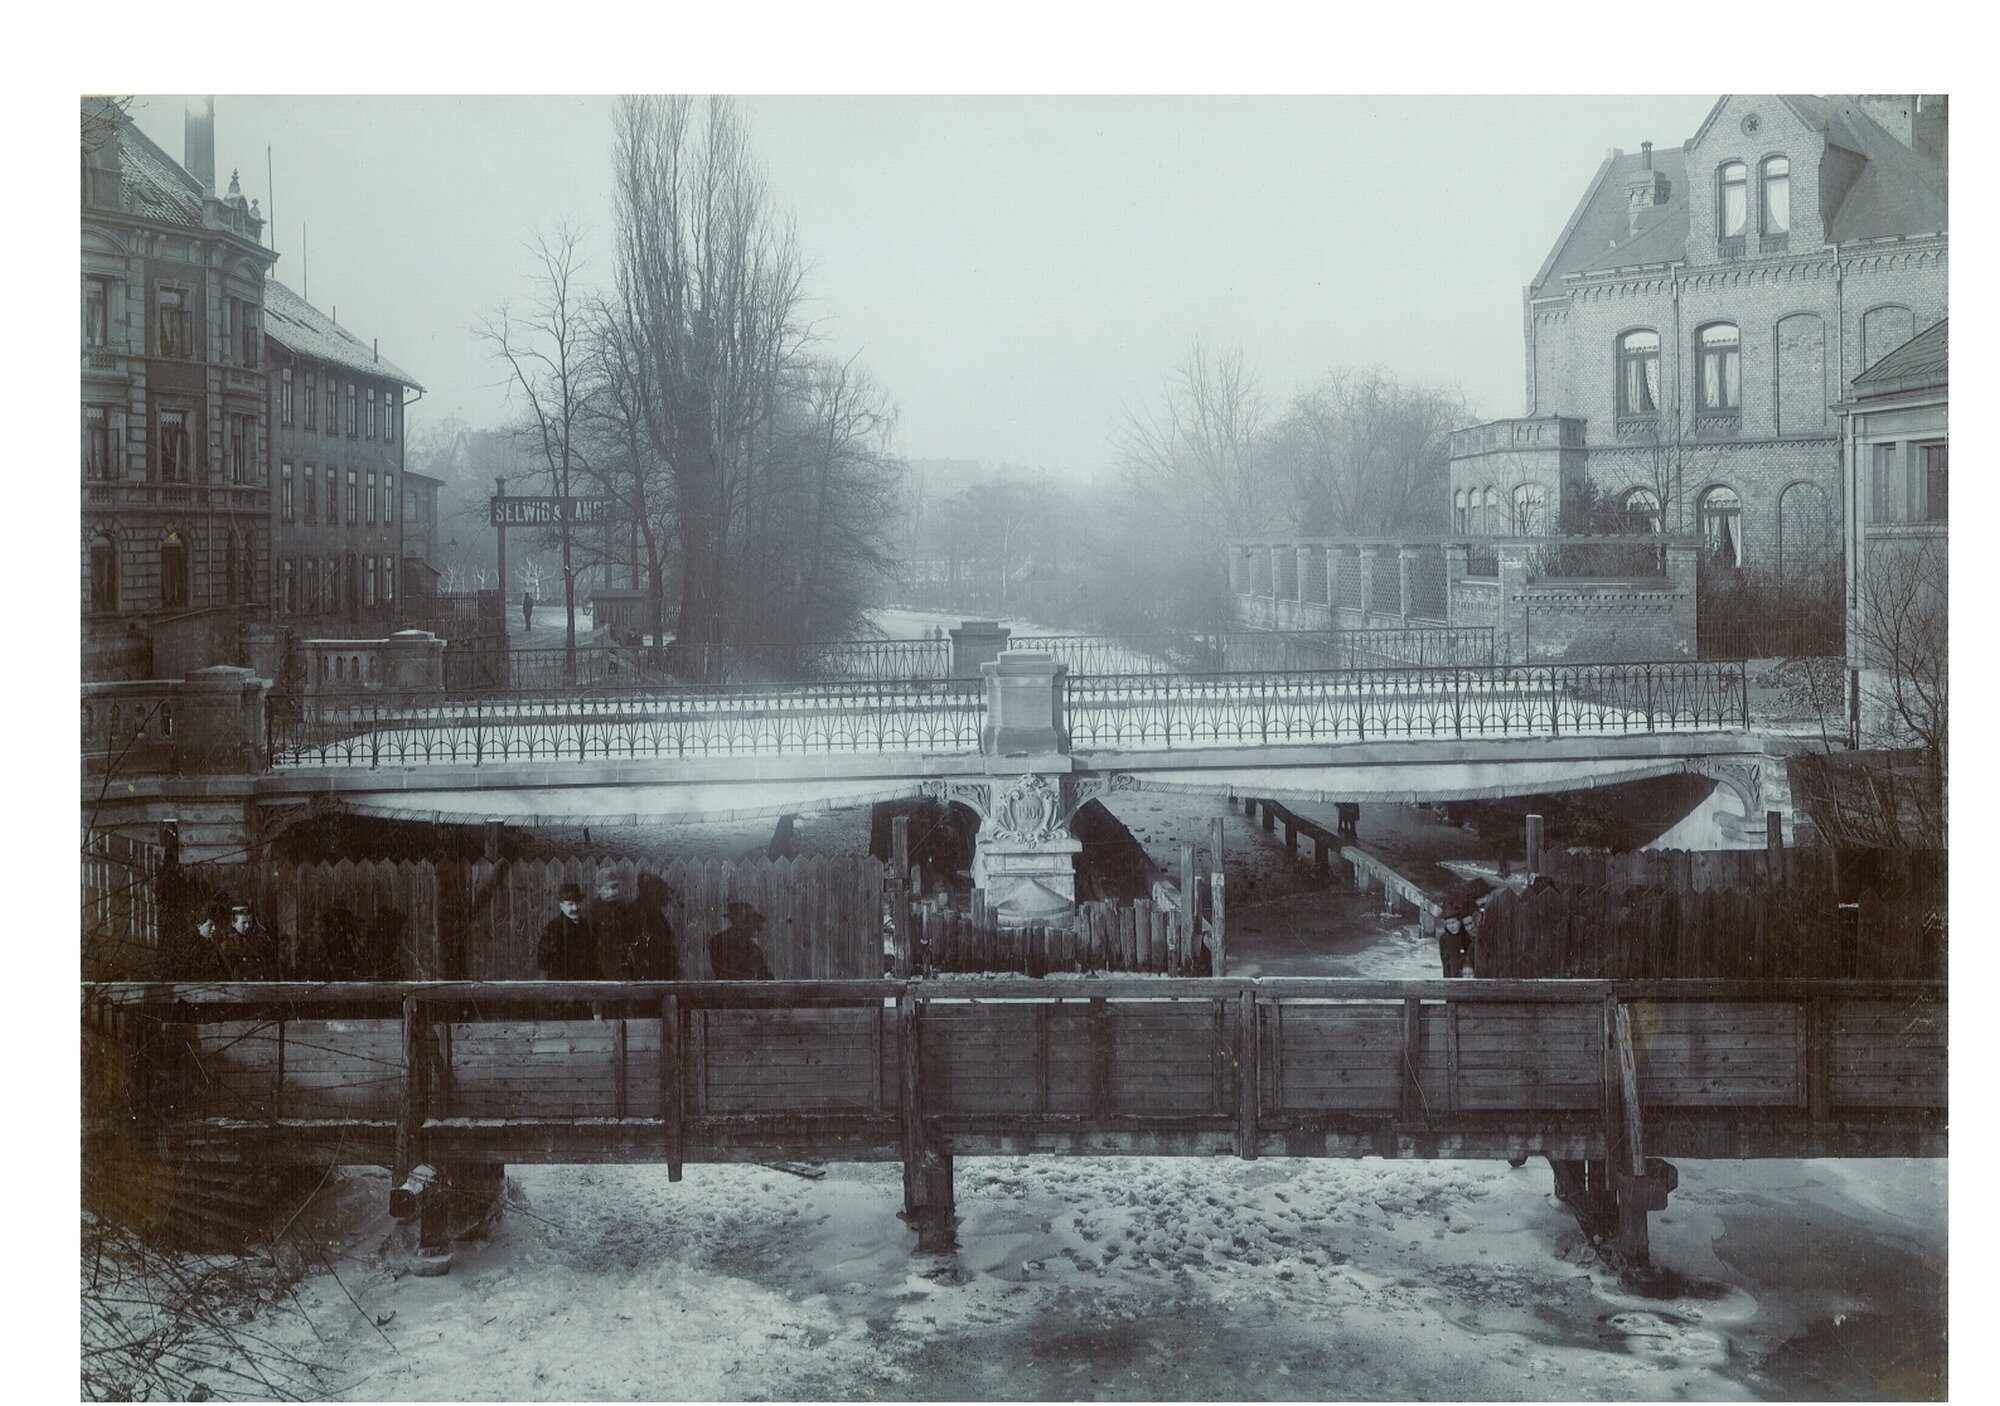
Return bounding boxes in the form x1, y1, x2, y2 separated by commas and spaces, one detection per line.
892, 816, 912, 979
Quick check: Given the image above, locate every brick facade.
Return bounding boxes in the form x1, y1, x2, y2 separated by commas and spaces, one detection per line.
82, 101, 277, 681
1451, 96, 1946, 584
264, 281, 419, 639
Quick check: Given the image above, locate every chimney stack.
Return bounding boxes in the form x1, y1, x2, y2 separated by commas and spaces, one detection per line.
184, 97, 216, 195
1641, 140, 1653, 170
1624, 141, 1669, 237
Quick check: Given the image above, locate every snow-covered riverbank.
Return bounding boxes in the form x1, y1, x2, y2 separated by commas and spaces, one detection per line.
192, 1150, 1941, 1401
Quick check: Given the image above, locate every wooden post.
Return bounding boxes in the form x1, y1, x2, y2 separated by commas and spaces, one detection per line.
900, 992, 924, 1222
394, 995, 429, 1199
1237, 990, 1260, 1160
482, 820, 503, 862
1208, 816, 1224, 980
1805, 994, 1830, 1123
916, 1141, 956, 1254
662, 993, 683, 1181
1766, 809, 1785, 882
1261, 801, 1276, 834
1283, 816, 1297, 857
1179, 843, 1198, 965
1399, 996, 1423, 1123
892, 816, 912, 979
612, 1018, 628, 1120
1526, 814, 1545, 879
1612, 1003, 1650, 1261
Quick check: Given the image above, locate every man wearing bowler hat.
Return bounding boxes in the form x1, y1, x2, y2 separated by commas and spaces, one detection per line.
538, 882, 600, 981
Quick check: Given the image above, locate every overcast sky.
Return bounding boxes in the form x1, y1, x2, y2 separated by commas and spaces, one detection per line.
131, 94, 1718, 477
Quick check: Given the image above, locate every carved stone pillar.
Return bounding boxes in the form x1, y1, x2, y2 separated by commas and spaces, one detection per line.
929, 773, 1131, 925
950, 619, 1012, 678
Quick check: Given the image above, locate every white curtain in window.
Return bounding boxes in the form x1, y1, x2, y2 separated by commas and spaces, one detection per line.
1761, 158, 1790, 233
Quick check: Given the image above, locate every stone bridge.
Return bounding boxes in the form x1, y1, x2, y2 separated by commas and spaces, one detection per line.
86, 647, 1795, 922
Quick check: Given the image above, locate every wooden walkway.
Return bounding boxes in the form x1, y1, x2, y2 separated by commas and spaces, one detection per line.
85, 977, 1944, 1264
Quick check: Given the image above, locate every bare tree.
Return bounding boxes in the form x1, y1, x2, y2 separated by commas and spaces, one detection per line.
1262, 369, 1466, 536
609, 96, 809, 662
1116, 337, 1269, 535
477, 225, 594, 677
1855, 534, 1947, 815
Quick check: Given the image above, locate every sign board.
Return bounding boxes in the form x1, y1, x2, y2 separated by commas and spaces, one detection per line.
489, 495, 618, 529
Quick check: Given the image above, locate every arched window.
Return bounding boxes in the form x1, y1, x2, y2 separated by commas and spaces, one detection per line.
1510, 484, 1548, 536
1717, 161, 1748, 241
1777, 481, 1839, 586
159, 532, 188, 609
1759, 156, 1790, 236
1617, 330, 1661, 417
1696, 323, 1741, 412
1861, 304, 1916, 372
1453, 489, 1468, 534
1619, 487, 1661, 535
1698, 486, 1743, 567
1483, 486, 1499, 536
89, 535, 117, 613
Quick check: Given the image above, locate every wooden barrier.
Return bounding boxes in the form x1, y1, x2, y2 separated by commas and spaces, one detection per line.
87, 976, 1946, 1269
219, 854, 889, 982
909, 897, 1214, 976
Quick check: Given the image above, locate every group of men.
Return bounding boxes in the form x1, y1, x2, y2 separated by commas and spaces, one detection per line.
166, 900, 411, 982
536, 873, 776, 982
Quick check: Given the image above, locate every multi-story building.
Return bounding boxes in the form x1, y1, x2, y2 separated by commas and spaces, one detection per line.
263, 281, 422, 639
1448, 95, 1946, 599
1837, 318, 1945, 747
400, 469, 444, 607
82, 98, 277, 681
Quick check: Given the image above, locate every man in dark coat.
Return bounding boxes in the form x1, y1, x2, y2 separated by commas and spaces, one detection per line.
522, 592, 535, 632
709, 901, 774, 981
586, 872, 681, 981
166, 905, 230, 980
224, 900, 279, 980
1437, 909, 1475, 979
538, 883, 600, 980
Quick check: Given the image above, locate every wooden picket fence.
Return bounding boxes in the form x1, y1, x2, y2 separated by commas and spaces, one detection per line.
911, 894, 1216, 976
1477, 854, 1945, 981
257, 854, 887, 981
81, 830, 164, 979
1535, 844, 1945, 897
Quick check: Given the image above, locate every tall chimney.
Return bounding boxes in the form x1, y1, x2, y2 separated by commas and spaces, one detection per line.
1641, 140, 1653, 170
184, 96, 216, 195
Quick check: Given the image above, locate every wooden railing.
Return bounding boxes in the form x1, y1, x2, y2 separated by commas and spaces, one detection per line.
87, 976, 1945, 1263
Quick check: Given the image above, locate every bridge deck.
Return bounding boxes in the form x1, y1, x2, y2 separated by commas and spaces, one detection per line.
89, 977, 1941, 1167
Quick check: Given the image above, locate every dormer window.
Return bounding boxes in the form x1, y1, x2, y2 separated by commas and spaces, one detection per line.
1716, 161, 1747, 256
1760, 156, 1790, 250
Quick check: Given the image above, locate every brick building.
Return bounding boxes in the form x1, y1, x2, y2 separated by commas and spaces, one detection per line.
400, 469, 444, 607
263, 281, 422, 638
82, 98, 277, 681
1448, 96, 1946, 604
1838, 318, 1945, 746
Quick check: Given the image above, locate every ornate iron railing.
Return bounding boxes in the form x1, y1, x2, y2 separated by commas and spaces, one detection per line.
1011, 628, 1496, 676
1064, 660, 1748, 751
268, 678, 984, 768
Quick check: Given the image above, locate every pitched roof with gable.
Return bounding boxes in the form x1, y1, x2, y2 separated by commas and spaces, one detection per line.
1851, 318, 1946, 396
264, 280, 423, 390
1531, 95, 1946, 297
92, 104, 204, 228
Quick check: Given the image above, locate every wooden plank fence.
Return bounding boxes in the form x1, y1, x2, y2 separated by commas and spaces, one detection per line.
911, 894, 1216, 976
255, 855, 887, 981
1476, 875, 1945, 981
82, 830, 164, 979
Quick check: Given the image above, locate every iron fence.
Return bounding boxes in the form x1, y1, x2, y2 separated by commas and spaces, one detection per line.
1065, 660, 1748, 750
1013, 627, 1496, 676
268, 678, 985, 768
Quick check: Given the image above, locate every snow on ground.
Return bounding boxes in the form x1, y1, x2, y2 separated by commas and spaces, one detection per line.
189, 1152, 1942, 1401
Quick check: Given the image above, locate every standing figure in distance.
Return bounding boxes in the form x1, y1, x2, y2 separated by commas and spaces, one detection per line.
538, 882, 599, 980
522, 591, 536, 633
708, 901, 774, 981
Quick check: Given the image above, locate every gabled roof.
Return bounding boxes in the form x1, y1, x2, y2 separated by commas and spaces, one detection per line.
87, 101, 203, 228
264, 280, 423, 390
1531, 147, 1689, 294
1532, 95, 1946, 296
1851, 318, 1946, 396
